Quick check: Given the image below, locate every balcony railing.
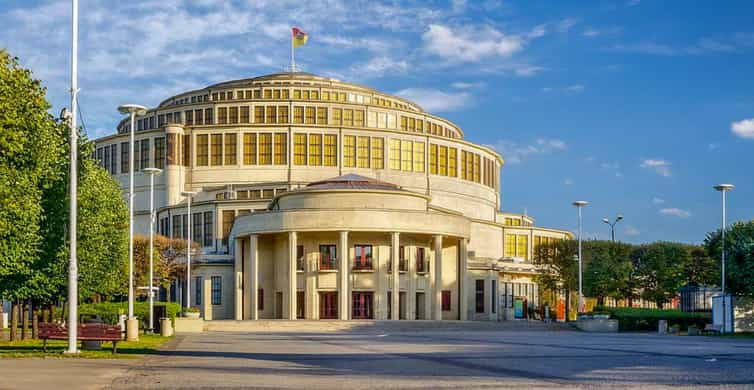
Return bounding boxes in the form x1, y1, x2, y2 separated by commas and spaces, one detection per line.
352, 258, 374, 271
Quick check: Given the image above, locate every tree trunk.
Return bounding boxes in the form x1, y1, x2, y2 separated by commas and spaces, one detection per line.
21, 300, 29, 340
10, 301, 19, 341
60, 301, 66, 326
31, 303, 39, 339
49, 304, 56, 323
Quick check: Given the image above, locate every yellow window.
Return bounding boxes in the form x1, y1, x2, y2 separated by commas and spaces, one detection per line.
400, 116, 407, 131
259, 133, 272, 165
343, 135, 356, 168
282, 89, 290, 99
357, 136, 370, 168
316, 107, 327, 124
224, 133, 237, 165
263, 89, 272, 99
211, 134, 222, 166
240, 106, 249, 123
343, 109, 353, 126
504, 234, 516, 258
266, 106, 277, 124
293, 106, 304, 124
324, 134, 337, 166
273, 89, 280, 99
354, 110, 364, 127
293, 89, 301, 100
303, 90, 310, 100
439, 145, 447, 176
254, 106, 264, 123
294, 133, 307, 165
308, 134, 322, 166
311, 90, 319, 100
371, 137, 384, 169
331, 108, 342, 125
278, 106, 289, 124
448, 148, 457, 177
338, 92, 346, 102
253, 89, 261, 99
305, 107, 315, 124
517, 235, 529, 260
400, 140, 412, 171
243, 133, 256, 165
322, 91, 329, 100
466, 152, 474, 181
274, 133, 287, 165
473, 153, 481, 183
416, 119, 424, 132
389, 139, 401, 170
217, 107, 227, 124
429, 144, 438, 174
197, 134, 208, 166
408, 117, 415, 132
413, 141, 424, 172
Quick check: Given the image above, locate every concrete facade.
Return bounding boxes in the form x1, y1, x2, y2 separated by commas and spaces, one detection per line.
93, 72, 572, 321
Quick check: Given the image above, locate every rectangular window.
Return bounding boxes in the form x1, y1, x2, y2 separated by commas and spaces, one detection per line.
282, 89, 289, 99
400, 116, 407, 131
296, 245, 305, 271
343, 135, 356, 168
319, 244, 337, 270
263, 89, 272, 99
319, 291, 337, 319
258, 288, 264, 311
278, 106, 289, 124
504, 234, 516, 258
293, 89, 301, 100
442, 291, 451, 311
266, 106, 277, 124
224, 133, 237, 165
211, 134, 222, 166
371, 137, 384, 169
389, 139, 401, 170
166, 134, 177, 166
400, 140, 412, 171
413, 141, 425, 173
222, 210, 235, 247
273, 89, 280, 99
254, 106, 264, 123
217, 107, 227, 124
211, 276, 222, 305
140, 138, 150, 170
324, 134, 337, 166
193, 212, 202, 244
466, 151, 474, 182
274, 133, 287, 165
153, 138, 165, 169
308, 134, 322, 166
293, 106, 304, 124
416, 247, 427, 273
331, 108, 342, 125
354, 110, 364, 127
473, 153, 481, 183
351, 292, 373, 319
203, 211, 213, 247
475, 280, 485, 313
399, 246, 407, 272
205, 108, 213, 124
243, 133, 257, 165
120, 142, 129, 173
185, 110, 194, 126
182, 214, 188, 240
356, 136, 370, 168
182, 135, 191, 167
353, 245, 373, 270
294, 133, 307, 166
439, 145, 447, 176
305, 107, 315, 124
253, 89, 261, 99
109, 144, 117, 174
429, 144, 438, 174
194, 276, 202, 306
448, 148, 457, 177
517, 234, 529, 260
316, 107, 327, 124
259, 133, 272, 165
103, 146, 110, 172
172, 215, 181, 239
343, 109, 353, 126
240, 106, 250, 123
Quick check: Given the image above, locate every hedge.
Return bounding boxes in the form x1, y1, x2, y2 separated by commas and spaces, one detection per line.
593, 306, 711, 331
78, 301, 181, 329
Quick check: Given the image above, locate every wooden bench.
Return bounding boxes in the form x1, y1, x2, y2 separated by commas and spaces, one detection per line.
703, 323, 722, 335
39, 323, 123, 353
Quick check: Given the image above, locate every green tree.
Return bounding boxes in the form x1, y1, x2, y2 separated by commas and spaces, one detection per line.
684, 245, 718, 286
582, 240, 634, 306
533, 239, 578, 317
633, 242, 689, 308
704, 220, 754, 296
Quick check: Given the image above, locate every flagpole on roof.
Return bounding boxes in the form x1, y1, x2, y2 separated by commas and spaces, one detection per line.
290, 28, 295, 73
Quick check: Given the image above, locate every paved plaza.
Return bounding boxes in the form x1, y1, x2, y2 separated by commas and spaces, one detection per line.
2, 323, 754, 389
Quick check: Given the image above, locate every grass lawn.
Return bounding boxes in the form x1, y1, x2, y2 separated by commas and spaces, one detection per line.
0, 330, 172, 359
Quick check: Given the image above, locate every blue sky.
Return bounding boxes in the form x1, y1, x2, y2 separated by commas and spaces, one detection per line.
2, 0, 753, 244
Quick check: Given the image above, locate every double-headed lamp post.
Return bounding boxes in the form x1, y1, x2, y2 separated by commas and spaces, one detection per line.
117, 103, 147, 342
602, 214, 624, 242
572, 200, 589, 314
181, 191, 197, 309
714, 183, 734, 332
143, 168, 162, 333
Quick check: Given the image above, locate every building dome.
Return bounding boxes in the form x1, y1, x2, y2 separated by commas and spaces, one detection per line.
304, 174, 402, 191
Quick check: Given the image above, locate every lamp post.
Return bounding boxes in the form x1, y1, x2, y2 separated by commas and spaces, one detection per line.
572, 200, 589, 314
65, 0, 79, 354
143, 168, 162, 333
602, 214, 624, 242
714, 183, 734, 333
181, 191, 197, 310
117, 103, 147, 342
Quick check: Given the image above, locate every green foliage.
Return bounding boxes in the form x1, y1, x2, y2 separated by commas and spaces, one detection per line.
704, 220, 754, 296
594, 306, 710, 331
582, 240, 633, 303
77, 301, 180, 328
632, 242, 691, 308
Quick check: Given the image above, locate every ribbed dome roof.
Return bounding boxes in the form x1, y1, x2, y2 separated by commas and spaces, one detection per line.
305, 174, 402, 191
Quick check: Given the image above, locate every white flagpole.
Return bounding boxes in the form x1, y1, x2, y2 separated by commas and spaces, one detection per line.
66, 0, 79, 354
291, 31, 295, 73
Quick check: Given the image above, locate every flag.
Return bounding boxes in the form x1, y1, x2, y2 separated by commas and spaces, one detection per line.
292, 27, 308, 48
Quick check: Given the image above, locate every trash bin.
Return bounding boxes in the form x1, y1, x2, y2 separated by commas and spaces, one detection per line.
160, 318, 173, 337
81, 315, 103, 350
153, 305, 167, 334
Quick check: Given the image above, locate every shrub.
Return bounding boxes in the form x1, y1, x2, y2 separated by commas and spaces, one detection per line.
78, 301, 181, 329
593, 306, 711, 331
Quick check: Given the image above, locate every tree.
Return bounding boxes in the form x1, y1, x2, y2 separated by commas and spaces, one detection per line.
704, 220, 754, 296
684, 245, 718, 286
582, 240, 633, 306
533, 239, 578, 318
133, 235, 196, 299
633, 242, 689, 308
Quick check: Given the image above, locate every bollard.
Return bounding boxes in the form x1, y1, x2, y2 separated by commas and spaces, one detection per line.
160, 318, 173, 337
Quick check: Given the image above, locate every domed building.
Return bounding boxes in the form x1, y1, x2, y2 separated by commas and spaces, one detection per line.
93, 72, 572, 322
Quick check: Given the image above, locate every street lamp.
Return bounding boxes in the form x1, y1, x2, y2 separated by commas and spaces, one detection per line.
602, 214, 624, 242
572, 200, 589, 314
118, 103, 147, 342
181, 191, 197, 310
143, 168, 162, 333
714, 183, 734, 333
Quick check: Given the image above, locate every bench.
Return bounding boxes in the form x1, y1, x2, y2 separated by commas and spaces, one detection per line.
39, 323, 122, 353
703, 323, 722, 335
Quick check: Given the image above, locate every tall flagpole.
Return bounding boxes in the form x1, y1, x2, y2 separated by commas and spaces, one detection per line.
290, 30, 295, 73
66, 0, 79, 354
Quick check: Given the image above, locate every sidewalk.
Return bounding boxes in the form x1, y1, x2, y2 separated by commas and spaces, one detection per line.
0, 358, 136, 390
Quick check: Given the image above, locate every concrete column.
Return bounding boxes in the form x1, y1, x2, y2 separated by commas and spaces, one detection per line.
459, 238, 469, 321
338, 231, 349, 320
287, 231, 297, 320
391, 232, 400, 320
433, 235, 443, 321
247, 235, 258, 320
202, 277, 213, 321
234, 238, 243, 320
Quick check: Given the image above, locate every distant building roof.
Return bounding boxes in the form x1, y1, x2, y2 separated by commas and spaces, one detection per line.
305, 174, 402, 191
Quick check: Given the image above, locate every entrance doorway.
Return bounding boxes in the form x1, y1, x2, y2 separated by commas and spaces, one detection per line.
352, 292, 374, 319
297, 291, 305, 319
319, 292, 338, 319
387, 291, 407, 320
416, 292, 426, 320
275, 292, 283, 319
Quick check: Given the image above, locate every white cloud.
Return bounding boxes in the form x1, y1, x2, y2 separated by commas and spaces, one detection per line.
640, 159, 672, 177
422, 24, 524, 62
565, 84, 585, 93
394, 88, 469, 112
659, 208, 691, 218
564, 178, 574, 186
625, 225, 641, 236
489, 138, 567, 164
542, 84, 585, 94
451, 81, 484, 89
731, 118, 754, 139
709, 143, 720, 150
652, 197, 665, 205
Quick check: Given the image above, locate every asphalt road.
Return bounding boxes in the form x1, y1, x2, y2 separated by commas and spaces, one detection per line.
105, 328, 754, 389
